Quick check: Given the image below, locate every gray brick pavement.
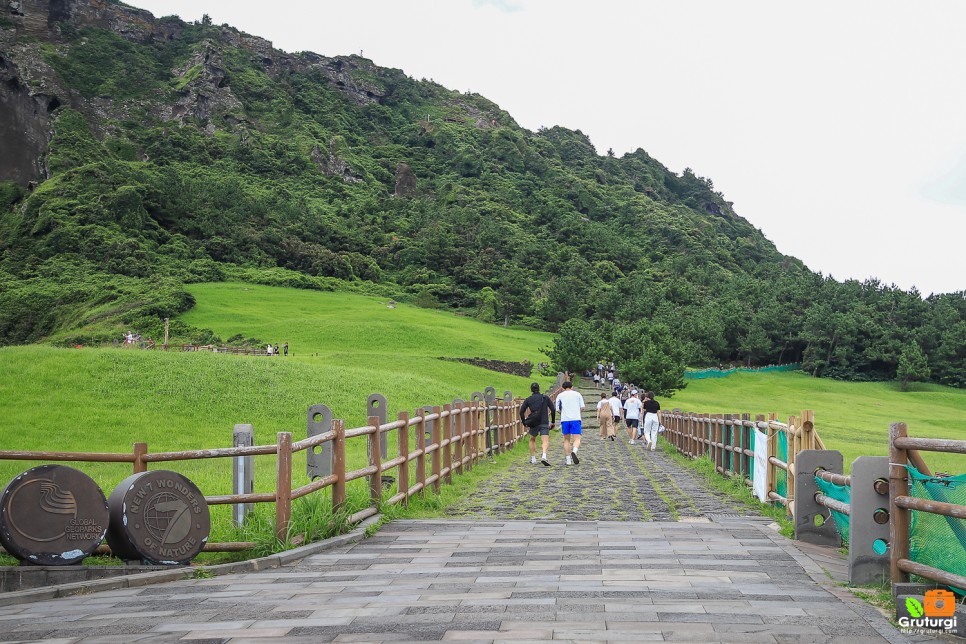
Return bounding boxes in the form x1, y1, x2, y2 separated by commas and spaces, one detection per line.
0, 520, 932, 642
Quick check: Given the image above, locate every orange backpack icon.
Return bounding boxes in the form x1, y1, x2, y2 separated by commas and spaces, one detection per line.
923, 589, 956, 617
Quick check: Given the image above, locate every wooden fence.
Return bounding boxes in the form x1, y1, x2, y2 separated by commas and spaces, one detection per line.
0, 389, 548, 555
662, 410, 966, 593
661, 409, 823, 515
889, 422, 966, 591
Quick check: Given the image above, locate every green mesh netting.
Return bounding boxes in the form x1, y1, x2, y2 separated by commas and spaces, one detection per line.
907, 464, 966, 593
684, 364, 802, 379
815, 476, 851, 543
776, 430, 788, 498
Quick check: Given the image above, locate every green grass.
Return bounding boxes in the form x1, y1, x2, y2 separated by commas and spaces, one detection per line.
179, 282, 552, 366
2, 282, 965, 564
669, 371, 966, 474
0, 284, 554, 550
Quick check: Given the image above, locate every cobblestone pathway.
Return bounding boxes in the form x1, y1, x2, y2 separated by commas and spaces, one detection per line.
447, 383, 753, 522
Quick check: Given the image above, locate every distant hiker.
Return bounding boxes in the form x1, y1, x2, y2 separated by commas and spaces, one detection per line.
597, 392, 615, 440
266, 344, 274, 356
593, 372, 600, 388
555, 381, 585, 466
641, 391, 662, 451
520, 382, 555, 466
274, 344, 280, 356
283, 342, 289, 356
623, 390, 642, 444
607, 370, 614, 385
608, 391, 622, 435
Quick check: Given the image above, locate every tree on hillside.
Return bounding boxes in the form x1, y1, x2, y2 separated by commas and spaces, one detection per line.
546, 318, 599, 375
897, 343, 930, 391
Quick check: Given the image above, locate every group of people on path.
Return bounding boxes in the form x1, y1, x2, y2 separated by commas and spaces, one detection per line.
265, 342, 288, 356
595, 388, 661, 449
519, 378, 661, 467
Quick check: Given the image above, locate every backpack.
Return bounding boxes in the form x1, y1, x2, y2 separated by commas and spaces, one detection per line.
522, 396, 548, 427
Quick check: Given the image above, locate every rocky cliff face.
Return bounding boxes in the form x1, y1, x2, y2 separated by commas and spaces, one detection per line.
0, 0, 402, 186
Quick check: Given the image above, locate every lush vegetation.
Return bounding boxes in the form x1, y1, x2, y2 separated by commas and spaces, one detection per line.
0, 7, 963, 390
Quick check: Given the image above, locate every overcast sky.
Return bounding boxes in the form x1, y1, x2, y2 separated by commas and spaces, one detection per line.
131, 0, 965, 296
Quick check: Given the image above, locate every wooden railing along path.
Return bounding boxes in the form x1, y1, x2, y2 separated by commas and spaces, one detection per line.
662, 409, 966, 594
0, 386, 559, 554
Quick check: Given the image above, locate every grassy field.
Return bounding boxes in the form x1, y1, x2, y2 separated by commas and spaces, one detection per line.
668, 370, 966, 474
1, 282, 964, 551
0, 284, 554, 544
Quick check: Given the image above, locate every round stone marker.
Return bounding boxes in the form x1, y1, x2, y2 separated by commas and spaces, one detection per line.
0, 464, 109, 565
106, 470, 210, 564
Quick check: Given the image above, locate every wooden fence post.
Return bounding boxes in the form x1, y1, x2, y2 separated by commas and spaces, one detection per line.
431, 405, 442, 493
332, 419, 346, 511
802, 410, 816, 450
787, 415, 799, 516
397, 411, 410, 506
767, 418, 778, 502
889, 422, 911, 583
714, 414, 723, 474
416, 410, 427, 496
740, 413, 751, 479
275, 431, 293, 542
453, 403, 464, 476
133, 442, 147, 474
368, 415, 383, 509
442, 404, 453, 485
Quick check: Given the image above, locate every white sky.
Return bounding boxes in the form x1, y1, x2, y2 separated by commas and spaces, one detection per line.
131, 0, 966, 296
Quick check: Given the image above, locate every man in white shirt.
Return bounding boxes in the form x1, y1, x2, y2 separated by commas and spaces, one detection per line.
608, 391, 622, 436
623, 390, 642, 444
555, 381, 586, 466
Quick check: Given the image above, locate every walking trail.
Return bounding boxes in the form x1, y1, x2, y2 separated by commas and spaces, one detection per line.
0, 383, 930, 642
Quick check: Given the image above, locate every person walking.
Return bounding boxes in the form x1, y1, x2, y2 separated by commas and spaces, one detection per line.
555, 381, 585, 465
608, 390, 622, 440
596, 392, 615, 440
623, 389, 642, 444
520, 382, 555, 466
641, 390, 662, 451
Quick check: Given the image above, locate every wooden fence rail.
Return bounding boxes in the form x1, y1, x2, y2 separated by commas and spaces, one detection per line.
0, 390, 541, 555
662, 408, 823, 516
889, 422, 966, 591
664, 411, 966, 595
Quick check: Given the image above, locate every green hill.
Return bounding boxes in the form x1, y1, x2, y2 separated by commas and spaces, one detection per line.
0, 0, 963, 387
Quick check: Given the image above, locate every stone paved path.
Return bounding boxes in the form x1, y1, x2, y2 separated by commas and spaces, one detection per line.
0, 384, 930, 642
445, 384, 751, 522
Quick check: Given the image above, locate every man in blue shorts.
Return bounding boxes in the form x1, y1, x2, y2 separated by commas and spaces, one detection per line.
555, 380, 586, 465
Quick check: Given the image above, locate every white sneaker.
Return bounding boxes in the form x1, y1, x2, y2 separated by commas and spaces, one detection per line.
566, 457, 573, 466
530, 456, 537, 464
629, 439, 635, 445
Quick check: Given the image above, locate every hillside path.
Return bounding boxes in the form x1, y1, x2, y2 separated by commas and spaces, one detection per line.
0, 384, 931, 642
445, 382, 751, 521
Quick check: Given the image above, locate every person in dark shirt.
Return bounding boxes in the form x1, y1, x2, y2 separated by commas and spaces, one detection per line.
520, 382, 556, 466
641, 391, 662, 450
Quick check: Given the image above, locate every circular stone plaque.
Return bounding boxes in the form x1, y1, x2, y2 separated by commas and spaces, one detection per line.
106, 470, 210, 565
0, 465, 109, 565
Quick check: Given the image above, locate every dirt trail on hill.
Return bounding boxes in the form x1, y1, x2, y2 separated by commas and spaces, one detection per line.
445, 383, 759, 522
